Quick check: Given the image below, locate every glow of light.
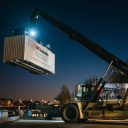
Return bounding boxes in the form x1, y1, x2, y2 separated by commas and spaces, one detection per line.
29, 30, 36, 37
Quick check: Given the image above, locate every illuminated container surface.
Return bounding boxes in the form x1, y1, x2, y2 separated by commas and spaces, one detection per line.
3, 35, 55, 74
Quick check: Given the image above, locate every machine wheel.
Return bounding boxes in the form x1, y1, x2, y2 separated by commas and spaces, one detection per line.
62, 104, 80, 123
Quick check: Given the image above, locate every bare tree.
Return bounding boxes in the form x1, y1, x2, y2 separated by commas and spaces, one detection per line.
83, 75, 99, 91
55, 85, 71, 105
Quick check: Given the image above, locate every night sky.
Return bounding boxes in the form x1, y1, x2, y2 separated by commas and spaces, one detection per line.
0, 0, 128, 101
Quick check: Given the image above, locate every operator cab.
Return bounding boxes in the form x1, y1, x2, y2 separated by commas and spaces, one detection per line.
75, 84, 95, 102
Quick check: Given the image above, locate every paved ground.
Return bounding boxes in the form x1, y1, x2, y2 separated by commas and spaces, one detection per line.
1, 119, 128, 128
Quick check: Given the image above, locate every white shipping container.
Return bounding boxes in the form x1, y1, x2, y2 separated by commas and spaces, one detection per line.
3, 35, 55, 74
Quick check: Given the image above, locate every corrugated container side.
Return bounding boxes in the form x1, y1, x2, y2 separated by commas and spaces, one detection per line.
3, 35, 55, 74
3, 35, 25, 62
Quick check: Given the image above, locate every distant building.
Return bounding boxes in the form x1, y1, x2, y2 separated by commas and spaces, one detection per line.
0, 98, 13, 107
0, 110, 8, 118
75, 83, 128, 101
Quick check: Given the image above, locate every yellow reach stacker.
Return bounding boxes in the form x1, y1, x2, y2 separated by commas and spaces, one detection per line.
3, 8, 128, 123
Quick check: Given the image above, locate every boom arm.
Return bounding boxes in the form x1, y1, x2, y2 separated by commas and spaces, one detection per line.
31, 9, 128, 77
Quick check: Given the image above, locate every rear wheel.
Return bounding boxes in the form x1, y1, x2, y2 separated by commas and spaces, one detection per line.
62, 104, 80, 123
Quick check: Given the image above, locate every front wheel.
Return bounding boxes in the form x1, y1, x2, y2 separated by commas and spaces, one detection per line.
62, 104, 80, 123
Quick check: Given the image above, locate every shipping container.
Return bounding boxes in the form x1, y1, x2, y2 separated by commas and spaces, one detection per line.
3, 35, 55, 74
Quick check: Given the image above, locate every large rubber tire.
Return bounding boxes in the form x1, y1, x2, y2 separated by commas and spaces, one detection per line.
62, 104, 80, 123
